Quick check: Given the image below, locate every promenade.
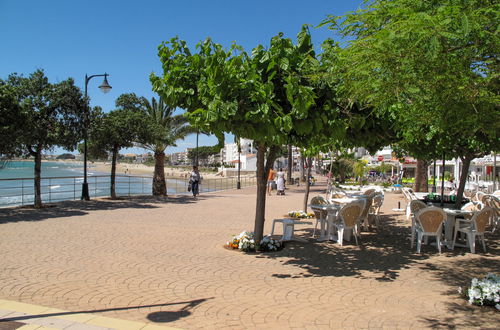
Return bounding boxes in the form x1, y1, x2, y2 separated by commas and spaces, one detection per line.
0, 179, 499, 329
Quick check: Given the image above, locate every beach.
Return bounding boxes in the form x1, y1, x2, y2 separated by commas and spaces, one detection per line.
48, 159, 227, 179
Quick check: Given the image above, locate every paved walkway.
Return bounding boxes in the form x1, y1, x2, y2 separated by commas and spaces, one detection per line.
0, 180, 499, 329
0, 299, 177, 329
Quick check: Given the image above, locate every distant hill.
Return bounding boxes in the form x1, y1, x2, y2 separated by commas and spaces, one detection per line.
56, 153, 76, 160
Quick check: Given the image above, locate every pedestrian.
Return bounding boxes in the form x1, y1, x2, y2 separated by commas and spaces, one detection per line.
267, 168, 276, 196
189, 166, 202, 197
276, 168, 285, 195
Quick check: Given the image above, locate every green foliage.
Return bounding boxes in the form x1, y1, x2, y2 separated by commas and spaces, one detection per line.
128, 94, 196, 154
89, 96, 149, 155
375, 161, 391, 174
353, 160, 367, 178
1, 70, 86, 207
0, 81, 23, 155
187, 145, 220, 165
323, 0, 500, 159
2, 70, 86, 156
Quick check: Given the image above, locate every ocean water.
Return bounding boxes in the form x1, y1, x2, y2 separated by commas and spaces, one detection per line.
0, 161, 225, 208
0, 161, 155, 207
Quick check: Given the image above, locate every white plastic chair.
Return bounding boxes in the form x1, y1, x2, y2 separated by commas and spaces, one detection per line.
409, 200, 428, 248
310, 195, 328, 238
368, 193, 384, 229
415, 207, 446, 253
482, 195, 500, 232
452, 207, 493, 253
475, 191, 486, 203
332, 199, 366, 246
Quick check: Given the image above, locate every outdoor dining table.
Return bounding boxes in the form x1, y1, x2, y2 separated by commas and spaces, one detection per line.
329, 196, 365, 204
309, 203, 343, 242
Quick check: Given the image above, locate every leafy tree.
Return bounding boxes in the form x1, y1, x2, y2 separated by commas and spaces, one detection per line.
89, 97, 149, 199
323, 0, 500, 206
187, 145, 220, 166
132, 95, 195, 196
3, 70, 86, 207
353, 160, 368, 186
153, 27, 348, 242
0, 81, 24, 157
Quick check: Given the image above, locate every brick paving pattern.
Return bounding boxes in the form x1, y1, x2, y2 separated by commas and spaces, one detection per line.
0, 179, 499, 329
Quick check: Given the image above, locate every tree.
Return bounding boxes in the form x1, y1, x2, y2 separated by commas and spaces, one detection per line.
187, 145, 220, 166
353, 160, 368, 186
153, 27, 347, 242
323, 0, 500, 206
89, 96, 149, 199
133, 95, 195, 196
0, 81, 24, 157
3, 70, 86, 207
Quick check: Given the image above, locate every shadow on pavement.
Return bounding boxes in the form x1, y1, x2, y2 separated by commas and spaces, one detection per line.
0, 298, 213, 324
261, 212, 500, 326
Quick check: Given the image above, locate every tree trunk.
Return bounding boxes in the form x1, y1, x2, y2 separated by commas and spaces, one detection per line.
287, 144, 292, 182
455, 154, 473, 209
153, 151, 166, 196
413, 159, 429, 192
253, 143, 278, 243
303, 157, 312, 213
33, 146, 42, 208
299, 151, 305, 182
110, 145, 118, 199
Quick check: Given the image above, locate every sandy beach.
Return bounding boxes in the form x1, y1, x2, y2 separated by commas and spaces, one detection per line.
49, 159, 225, 179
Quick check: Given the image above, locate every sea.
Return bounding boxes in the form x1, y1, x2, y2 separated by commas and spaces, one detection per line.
0, 161, 160, 208
0, 161, 234, 208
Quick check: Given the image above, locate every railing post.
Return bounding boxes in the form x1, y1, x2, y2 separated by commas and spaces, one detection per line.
49, 178, 52, 203
128, 176, 131, 197
74, 177, 76, 200
22, 179, 25, 206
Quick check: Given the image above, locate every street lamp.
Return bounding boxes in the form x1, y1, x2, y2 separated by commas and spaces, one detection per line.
81, 73, 112, 201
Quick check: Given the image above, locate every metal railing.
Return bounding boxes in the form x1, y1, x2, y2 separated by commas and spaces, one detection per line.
0, 175, 257, 208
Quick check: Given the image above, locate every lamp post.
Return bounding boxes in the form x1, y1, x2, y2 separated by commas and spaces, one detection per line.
81, 73, 112, 201
237, 144, 241, 189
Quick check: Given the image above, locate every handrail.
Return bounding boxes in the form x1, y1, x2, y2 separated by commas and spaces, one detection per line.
0, 175, 257, 208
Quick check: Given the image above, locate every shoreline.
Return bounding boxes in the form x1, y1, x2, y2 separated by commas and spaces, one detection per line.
7, 159, 253, 179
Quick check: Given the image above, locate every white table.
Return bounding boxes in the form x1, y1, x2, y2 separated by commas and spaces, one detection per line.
443, 208, 475, 249
330, 197, 360, 204
413, 192, 428, 200
309, 204, 342, 241
270, 218, 313, 242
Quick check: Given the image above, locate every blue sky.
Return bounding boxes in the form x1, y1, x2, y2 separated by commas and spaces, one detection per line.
0, 0, 362, 154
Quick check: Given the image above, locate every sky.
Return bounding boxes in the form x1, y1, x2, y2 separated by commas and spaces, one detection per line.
0, 0, 363, 155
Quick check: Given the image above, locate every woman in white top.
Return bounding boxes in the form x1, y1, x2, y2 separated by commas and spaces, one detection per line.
276, 168, 285, 195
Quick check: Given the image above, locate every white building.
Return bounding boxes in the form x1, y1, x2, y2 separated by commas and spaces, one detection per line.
221, 138, 256, 164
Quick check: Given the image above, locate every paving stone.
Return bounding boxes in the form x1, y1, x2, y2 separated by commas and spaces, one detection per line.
0, 180, 499, 329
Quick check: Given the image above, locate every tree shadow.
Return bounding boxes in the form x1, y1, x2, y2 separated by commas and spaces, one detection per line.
261, 214, 426, 280
0, 197, 161, 224
261, 213, 500, 283
261, 212, 500, 326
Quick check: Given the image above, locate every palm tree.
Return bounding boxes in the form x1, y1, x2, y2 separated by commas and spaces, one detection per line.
139, 97, 195, 195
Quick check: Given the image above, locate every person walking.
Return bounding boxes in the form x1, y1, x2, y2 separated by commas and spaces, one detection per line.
189, 166, 202, 197
267, 168, 276, 196
276, 168, 286, 195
